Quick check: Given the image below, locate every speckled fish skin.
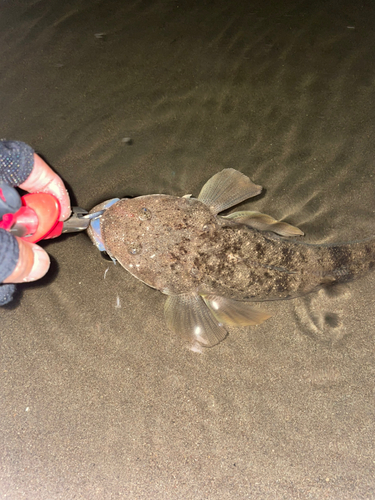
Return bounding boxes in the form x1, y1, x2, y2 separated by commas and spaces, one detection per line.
100, 194, 375, 302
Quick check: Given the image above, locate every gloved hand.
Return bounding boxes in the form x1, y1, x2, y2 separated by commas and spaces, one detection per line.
0, 141, 71, 305
3, 153, 71, 284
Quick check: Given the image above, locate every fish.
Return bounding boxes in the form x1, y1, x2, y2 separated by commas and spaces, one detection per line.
89, 168, 375, 348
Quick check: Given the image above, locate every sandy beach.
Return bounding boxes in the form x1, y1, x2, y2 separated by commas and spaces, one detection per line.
1, 0, 375, 498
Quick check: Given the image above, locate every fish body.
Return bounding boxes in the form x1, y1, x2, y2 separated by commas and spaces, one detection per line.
92, 169, 375, 347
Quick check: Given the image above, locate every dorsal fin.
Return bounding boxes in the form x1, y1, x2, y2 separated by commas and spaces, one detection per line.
197, 168, 262, 214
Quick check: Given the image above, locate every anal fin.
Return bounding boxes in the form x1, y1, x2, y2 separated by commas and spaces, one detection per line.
202, 294, 271, 326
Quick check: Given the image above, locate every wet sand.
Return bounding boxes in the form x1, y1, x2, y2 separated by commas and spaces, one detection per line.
1, 0, 375, 498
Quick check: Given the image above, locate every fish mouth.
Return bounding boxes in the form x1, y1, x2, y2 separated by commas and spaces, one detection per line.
87, 198, 120, 251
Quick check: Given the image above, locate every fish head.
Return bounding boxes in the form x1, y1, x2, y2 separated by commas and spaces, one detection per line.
100, 194, 217, 293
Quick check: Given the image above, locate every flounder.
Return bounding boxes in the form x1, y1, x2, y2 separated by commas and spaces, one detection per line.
89, 169, 375, 348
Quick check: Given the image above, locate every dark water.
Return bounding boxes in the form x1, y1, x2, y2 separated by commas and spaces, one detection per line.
1, 1, 375, 498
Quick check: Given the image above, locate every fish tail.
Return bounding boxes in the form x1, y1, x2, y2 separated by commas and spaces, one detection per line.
319, 238, 375, 283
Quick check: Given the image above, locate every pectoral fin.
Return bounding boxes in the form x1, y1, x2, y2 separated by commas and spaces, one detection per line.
197, 168, 262, 215
164, 293, 228, 347
202, 294, 271, 326
222, 211, 304, 237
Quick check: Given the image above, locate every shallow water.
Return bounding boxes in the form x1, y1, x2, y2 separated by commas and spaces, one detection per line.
1, 1, 375, 498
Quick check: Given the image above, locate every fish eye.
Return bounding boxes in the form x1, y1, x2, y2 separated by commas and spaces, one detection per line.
128, 242, 142, 255
138, 207, 152, 221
